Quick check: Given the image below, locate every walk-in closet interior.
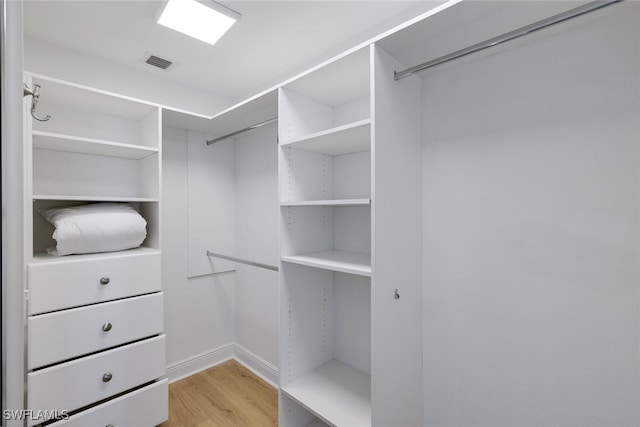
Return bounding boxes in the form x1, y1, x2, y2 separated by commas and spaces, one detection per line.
2, 0, 638, 426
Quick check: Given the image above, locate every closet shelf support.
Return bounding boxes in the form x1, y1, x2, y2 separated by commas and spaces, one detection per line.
206, 250, 279, 272
393, 0, 622, 80
206, 117, 278, 145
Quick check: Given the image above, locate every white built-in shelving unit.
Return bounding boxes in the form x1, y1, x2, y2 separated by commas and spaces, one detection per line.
27, 75, 162, 257
278, 40, 423, 426
278, 46, 374, 427
23, 73, 167, 426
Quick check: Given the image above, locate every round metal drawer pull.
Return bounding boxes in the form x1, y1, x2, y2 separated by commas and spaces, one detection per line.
102, 372, 113, 383
100, 277, 110, 285
102, 322, 112, 332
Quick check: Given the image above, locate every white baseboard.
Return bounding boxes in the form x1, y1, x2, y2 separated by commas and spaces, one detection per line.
164, 342, 279, 387
233, 343, 279, 388
165, 343, 234, 383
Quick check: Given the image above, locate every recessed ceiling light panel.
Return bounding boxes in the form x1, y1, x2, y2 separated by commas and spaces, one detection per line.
157, 0, 240, 45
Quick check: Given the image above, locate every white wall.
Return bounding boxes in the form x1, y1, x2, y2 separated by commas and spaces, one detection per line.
421, 4, 639, 426
24, 37, 231, 117
162, 126, 235, 370
167, 122, 280, 380
234, 126, 279, 369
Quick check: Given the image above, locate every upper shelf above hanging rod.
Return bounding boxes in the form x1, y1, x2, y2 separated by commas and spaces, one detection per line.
206, 116, 278, 146
394, 0, 623, 81
23, 83, 52, 122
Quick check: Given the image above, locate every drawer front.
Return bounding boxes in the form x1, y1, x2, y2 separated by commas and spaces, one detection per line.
28, 250, 161, 315
28, 335, 166, 423
47, 378, 168, 427
29, 293, 164, 369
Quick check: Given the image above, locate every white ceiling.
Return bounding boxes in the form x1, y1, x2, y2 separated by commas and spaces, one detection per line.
23, 0, 434, 104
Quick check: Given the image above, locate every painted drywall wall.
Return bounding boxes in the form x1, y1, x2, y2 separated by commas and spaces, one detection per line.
233, 126, 279, 369
24, 37, 231, 117
421, 3, 639, 426
162, 126, 235, 368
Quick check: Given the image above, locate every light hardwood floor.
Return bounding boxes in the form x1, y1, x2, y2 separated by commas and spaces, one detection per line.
159, 360, 278, 427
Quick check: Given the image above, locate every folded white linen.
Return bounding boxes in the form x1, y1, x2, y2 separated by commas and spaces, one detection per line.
39, 203, 147, 256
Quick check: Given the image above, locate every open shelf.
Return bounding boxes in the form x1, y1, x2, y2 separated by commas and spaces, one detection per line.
281, 250, 371, 276
31, 246, 161, 265
280, 199, 370, 207
281, 119, 371, 156
282, 360, 371, 427
32, 131, 158, 160
32, 195, 160, 202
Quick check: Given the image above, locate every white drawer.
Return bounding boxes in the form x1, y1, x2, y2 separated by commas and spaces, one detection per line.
29, 292, 164, 369
47, 378, 168, 427
28, 335, 166, 425
28, 249, 161, 315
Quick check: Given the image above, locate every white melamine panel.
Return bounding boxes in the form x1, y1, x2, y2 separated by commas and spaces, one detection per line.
281, 199, 370, 207
48, 379, 168, 427
420, 4, 639, 426
27, 335, 166, 424
333, 273, 371, 374
28, 248, 160, 314
281, 206, 334, 256
282, 250, 371, 277
332, 151, 371, 200
333, 206, 371, 254
284, 47, 371, 108
31, 75, 156, 122
186, 129, 235, 277
280, 263, 334, 385
282, 119, 371, 156
371, 44, 423, 426
280, 89, 370, 144
33, 149, 148, 198
282, 360, 371, 427
282, 205, 370, 274
279, 88, 334, 141
139, 201, 161, 249
28, 292, 164, 369
280, 265, 372, 403
139, 107, 161, 148
32, 131, 158, 159
280, 148, 333, 202
280, 148, 370, 203
139, 151, 161, 199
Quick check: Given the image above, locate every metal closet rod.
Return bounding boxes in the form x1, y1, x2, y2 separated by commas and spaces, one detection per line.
206, 117, 278, 146
394, 0, 622, 81
206, 250, 279, 272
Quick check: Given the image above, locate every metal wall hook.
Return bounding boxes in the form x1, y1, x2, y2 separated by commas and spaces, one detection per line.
23, 83, 52, 122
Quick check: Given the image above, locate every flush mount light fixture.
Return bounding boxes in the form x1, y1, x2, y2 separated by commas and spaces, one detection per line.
157, 0, 240, 45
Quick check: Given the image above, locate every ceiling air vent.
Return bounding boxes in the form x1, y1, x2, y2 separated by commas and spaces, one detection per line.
143, 53, 174, 71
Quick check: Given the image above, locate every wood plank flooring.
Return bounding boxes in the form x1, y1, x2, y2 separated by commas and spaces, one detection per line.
159, 360, 278, 427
